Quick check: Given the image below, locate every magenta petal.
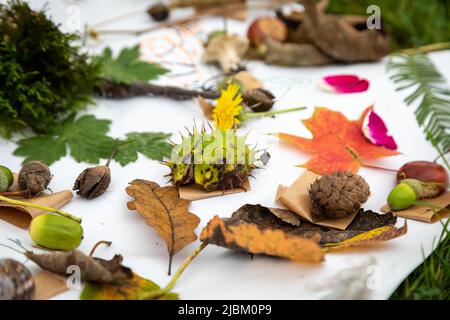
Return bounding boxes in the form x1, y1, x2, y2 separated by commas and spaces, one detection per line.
362, 109, 398, 150
321, 74, 369, 93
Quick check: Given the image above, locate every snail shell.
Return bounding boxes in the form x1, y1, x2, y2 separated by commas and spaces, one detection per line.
0, 259, 35, 300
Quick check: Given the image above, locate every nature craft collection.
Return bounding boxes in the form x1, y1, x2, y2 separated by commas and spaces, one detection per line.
0, 0, 449, 300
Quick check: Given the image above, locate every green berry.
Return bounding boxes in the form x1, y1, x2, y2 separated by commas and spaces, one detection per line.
0, 165, 14, 192
387, 182, 417, 211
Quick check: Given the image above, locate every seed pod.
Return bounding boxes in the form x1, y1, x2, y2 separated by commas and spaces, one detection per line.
397, 161, 448, 195
0, 259, 35, 300
0, 165, 14, 192
401, 178, 442, 199
243, 88, 275, 112
18, 161, 52, 197
147, 3, 170, 21
309, 172, 370, 219
73, 165, 111, 199
29, 214, 83, 251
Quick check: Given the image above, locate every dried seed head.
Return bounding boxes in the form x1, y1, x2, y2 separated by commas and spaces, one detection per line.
0, 259, 35, 300
243, 88, 275, 112
18, 161, 52, 197
73, 165, 111, 199
147, 3, 170, 22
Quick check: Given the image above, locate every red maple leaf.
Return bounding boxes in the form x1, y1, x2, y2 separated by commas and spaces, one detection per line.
275, 107, 400, 174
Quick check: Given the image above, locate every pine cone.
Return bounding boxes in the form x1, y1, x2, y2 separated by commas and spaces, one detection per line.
309, 172, 370, 219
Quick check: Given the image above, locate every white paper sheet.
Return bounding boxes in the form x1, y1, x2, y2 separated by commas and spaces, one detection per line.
0, 0, 449, 300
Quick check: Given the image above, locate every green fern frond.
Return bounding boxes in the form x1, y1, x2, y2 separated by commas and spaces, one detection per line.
387, 54, 450, 156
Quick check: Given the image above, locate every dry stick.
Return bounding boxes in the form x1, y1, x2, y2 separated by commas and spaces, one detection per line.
402, 42, 450, 55
140, 243, 208, 300
90, 0, 294, 37
89, 240, 112, 257
361, 163, 398, 173
96, 80, 220, 100
0, 195, 82, 223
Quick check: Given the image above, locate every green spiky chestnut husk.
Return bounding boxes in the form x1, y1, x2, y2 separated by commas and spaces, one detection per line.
166, 129, 259, 191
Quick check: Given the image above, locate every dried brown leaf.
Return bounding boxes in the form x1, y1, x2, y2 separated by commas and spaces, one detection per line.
26, 250, 131, 283
126, 179, 200, 274
200, 208, 324, 262
267, 207, 302, 226
301, 0, 389, 62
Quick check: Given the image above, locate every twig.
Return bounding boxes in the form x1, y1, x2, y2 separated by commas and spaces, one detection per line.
96, 79, 219, 100
140, 243, 208, 300
402, 42, 450, 55
361, 163, 398, 173
89, 240, 112, 257
89, 0, 294, 37
0, 195, 82, 223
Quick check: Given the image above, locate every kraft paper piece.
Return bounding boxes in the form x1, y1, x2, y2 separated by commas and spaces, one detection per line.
381, 191, 450, 223
33, 271, 68, 300
0, 190, 73, 229
179, 180, 251, 201
276, 170, 357, 230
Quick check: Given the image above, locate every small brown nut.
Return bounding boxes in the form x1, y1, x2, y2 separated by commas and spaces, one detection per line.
18, 160, 52, 197
73, 165, 111, 199
243, 88, 275, 112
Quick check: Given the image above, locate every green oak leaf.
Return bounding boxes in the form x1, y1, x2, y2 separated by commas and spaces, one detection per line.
97, 45, 169, 84
114, 132, 172, 166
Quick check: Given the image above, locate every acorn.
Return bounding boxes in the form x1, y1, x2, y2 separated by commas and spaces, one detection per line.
29, 214, 83, 251
0, 165, 14, 192
0, 259, 35, 300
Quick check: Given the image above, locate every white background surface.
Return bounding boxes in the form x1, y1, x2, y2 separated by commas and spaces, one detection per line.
1, 0, 449, 300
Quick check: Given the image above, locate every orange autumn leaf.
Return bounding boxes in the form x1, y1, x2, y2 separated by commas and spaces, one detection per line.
275, 107, 400, 174
200, 215, 324, 262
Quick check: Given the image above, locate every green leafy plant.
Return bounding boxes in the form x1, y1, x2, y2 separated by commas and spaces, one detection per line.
95, 45, 168, 84
388, 54, 450, 168
13, 115, 172, 166
0, 1, 171, 166
391, 219, 449, 300
326, 0, 450, 50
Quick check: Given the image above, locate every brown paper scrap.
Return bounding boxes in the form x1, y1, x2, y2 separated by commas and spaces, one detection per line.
0, 190, 73, 229
33, 271, 68, 300
179, 180, 250, 201
276, 170, 357, 230
381, 192, 450, 223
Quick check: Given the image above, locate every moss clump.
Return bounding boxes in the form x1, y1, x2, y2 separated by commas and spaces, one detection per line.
0, 0, 100, 137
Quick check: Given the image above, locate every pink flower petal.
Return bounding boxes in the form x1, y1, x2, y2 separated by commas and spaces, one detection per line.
362, 109, 398, 150
320, 74, 369, 93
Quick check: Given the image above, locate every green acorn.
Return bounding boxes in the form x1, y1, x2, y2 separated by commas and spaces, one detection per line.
166, 128, 268, 191
0, 165, 14, 192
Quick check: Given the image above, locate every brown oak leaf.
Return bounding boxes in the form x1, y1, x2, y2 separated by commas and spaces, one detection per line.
126, 179, 200, 275
301, 0, 389, 62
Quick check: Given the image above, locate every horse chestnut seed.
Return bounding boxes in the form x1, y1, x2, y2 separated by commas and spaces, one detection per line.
397, 161, 448, 196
